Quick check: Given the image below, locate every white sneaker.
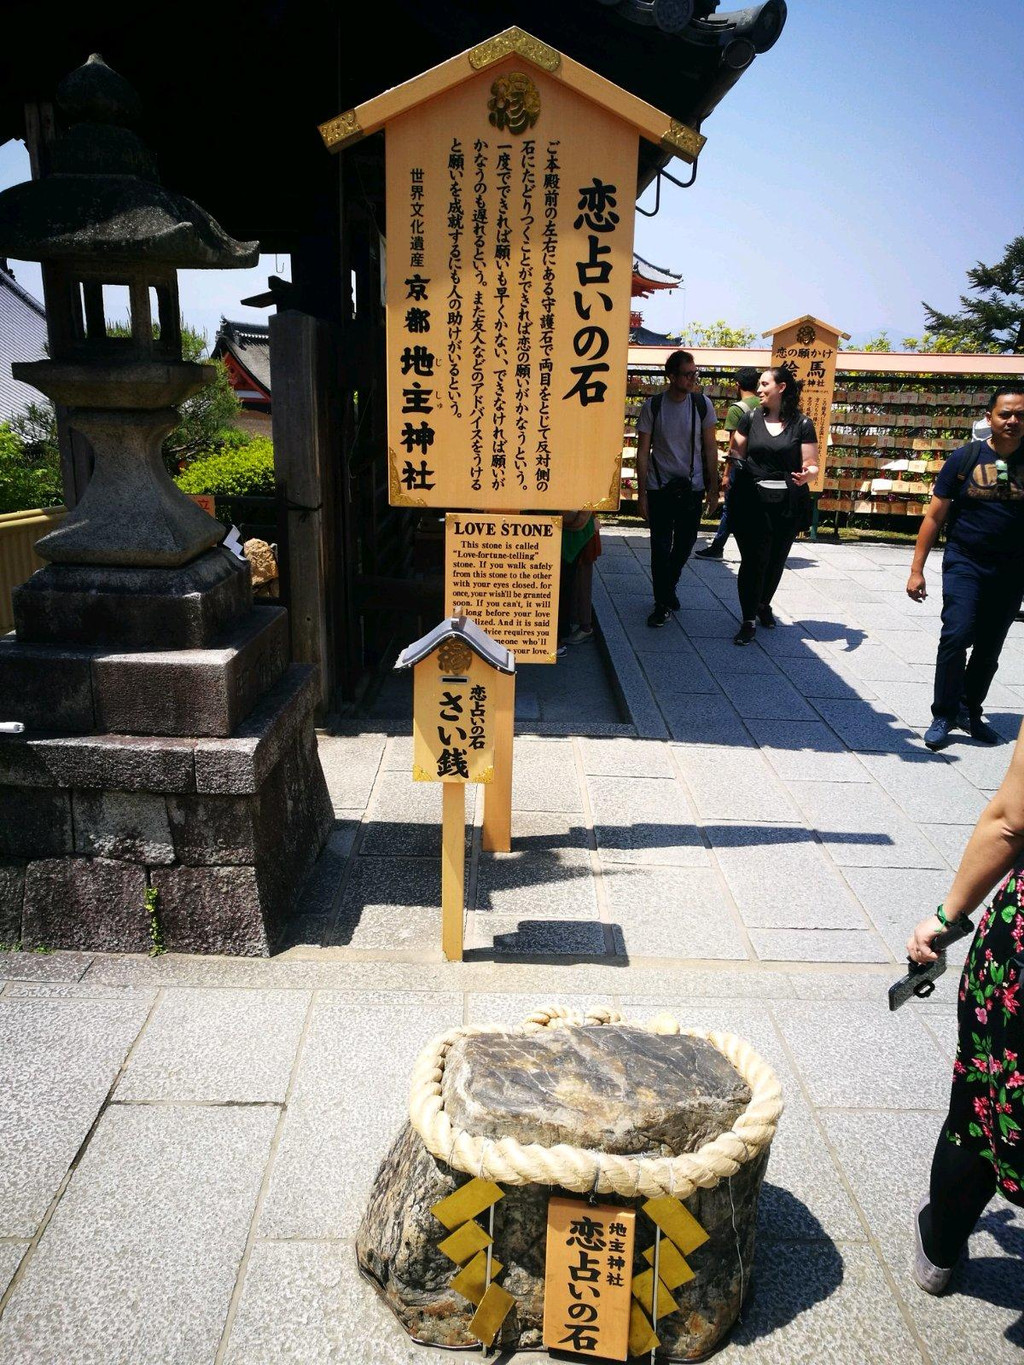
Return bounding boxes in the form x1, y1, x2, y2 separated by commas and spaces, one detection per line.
912, 1197, 953, 1295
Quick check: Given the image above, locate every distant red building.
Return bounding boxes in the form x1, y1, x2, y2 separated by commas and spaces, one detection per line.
211, 318, 272, 435
630, 253, 680, 346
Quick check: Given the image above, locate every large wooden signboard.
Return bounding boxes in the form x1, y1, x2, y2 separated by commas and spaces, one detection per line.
766, 315, 850, 495
542, 1197, 636, 1360
444, 513, 560, 663
320, 28, 703, 513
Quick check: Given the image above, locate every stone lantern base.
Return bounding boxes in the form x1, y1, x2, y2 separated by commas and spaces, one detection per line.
0, 662, 333, 955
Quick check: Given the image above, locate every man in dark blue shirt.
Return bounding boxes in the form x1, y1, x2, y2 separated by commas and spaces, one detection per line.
907, 387, 1024, 750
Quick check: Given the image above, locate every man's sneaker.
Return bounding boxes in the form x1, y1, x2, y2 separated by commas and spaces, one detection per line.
564, 626, 594, 645
647, 606, 671, 628
924, 716, 952, 750
757, 605, 776, 628
955, 705, 971, 732
669, 592, 681, 610
695, 543, 724, 559
733, 621, 756, 646
969, 715, 1000, 744
912, 1198, 953, 1295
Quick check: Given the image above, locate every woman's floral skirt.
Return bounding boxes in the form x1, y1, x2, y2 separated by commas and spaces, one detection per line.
947, 866, 1024, 1204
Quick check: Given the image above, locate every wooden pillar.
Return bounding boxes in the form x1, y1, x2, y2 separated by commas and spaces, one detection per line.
270, 310, 336, 716
482, 672, 514, 854
441, 781, 465, 961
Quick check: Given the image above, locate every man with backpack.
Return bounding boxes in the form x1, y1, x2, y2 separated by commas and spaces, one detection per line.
695, 366, 761, 559
635, 349, 719, 627
907, 386, 1024, 750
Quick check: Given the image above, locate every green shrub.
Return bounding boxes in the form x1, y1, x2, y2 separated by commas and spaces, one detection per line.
0, 422, 63, 515
175, 438, 275, 498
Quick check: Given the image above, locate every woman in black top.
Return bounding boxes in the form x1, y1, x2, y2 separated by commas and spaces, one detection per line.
724, 365, 819, 645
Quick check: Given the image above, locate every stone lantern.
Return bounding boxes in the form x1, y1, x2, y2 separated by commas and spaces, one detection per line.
0, 53, 260, 644
0, 55, 333, 956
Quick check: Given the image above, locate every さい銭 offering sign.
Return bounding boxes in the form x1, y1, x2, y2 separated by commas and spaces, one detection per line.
318, 29, 702, 513
542, 1197, 635, 1360
413, 638, 502, 784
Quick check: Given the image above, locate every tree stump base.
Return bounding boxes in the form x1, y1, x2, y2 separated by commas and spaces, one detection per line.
357, 1013, 781, 1360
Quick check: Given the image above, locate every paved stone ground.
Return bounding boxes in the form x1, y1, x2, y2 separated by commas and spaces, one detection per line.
0, 528, 1021, 1363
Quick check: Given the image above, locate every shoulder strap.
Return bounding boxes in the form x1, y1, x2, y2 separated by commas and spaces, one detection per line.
954, 440, 986, 484
649, 392, 665, 486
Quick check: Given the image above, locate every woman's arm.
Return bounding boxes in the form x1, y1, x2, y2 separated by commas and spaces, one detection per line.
908, 718, 1024, 961
790, 440, 819, 487
722, 430, 747, 493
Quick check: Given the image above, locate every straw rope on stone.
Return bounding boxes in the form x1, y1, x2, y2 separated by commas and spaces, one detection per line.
407, 1006, 784, 1200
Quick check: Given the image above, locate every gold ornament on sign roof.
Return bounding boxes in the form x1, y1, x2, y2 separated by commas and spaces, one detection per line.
796, 324, 817, 345
438, 639, 473, 674
318, 109, 362, 151
469, 28, 560, 72
488, 72, 541, 134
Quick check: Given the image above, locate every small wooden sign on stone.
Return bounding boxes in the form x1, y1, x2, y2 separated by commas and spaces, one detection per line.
542, 1197, 635, 1360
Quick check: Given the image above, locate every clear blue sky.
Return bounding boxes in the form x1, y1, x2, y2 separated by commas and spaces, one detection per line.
2, 1, 1022, 352
634, 0, 1024, 347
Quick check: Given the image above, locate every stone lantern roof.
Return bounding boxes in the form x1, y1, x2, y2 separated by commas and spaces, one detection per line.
0, 54, 257, 269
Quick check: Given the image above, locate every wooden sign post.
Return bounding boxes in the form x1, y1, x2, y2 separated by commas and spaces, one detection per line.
445, 511, 560, 851
764, 315, 850, 502
395, 617, 515, 959
322, 27, 702, 875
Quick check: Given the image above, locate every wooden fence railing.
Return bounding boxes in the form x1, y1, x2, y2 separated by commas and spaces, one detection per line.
0, 507, 65, 633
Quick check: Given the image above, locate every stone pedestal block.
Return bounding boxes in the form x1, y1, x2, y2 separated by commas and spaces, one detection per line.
91, 605, 289, 737
357, 1020, 779, 1361
13, 546, 251, 649
0, 862, 24, 944
0, 666, 333, 956
1, 604, 287, 737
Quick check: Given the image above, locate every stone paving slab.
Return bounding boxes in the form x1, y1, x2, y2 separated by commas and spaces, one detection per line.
0, 995, 153, 1237
707, 822, 868, 930
115, 987, 310, 1103
587, 774, 708, 865
671, 746, 803, 823
604, 864, 749, 960
0, 1104, 277, 1365
774, 999, 951, 1110
0, 1242, 25, 1298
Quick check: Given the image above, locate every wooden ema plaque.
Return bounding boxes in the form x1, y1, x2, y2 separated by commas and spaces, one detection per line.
444, 513, 560, 663
412, 639, 510, 784
765, 314, 850, 495
542, 1198, 635, 1360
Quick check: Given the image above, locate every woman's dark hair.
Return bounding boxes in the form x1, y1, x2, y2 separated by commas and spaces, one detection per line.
767, 364, 804, 423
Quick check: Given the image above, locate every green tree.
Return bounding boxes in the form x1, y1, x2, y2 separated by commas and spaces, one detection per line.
164, 325, 242, 469
855, 330, 893, 352
0, 421, 62, 514
668, 319, 758, 348
899, 328, 994, 355
921, 234, 1024, 353
6, 323, 243, 481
